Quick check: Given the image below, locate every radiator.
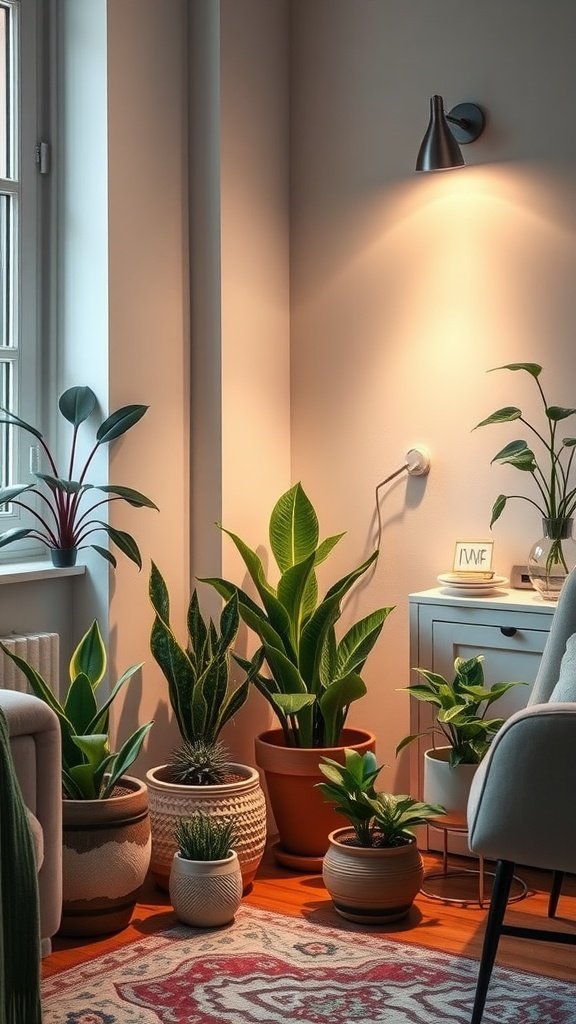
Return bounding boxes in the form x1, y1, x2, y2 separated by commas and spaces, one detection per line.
0, 632, 60, 698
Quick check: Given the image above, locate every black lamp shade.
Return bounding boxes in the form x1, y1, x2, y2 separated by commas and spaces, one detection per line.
416, 95, 465, 172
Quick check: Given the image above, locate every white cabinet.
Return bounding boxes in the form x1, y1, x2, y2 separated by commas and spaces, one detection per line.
408, 588, 556, 853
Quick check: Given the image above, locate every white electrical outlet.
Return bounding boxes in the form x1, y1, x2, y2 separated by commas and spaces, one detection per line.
510, 565, 534, 590
405, 446, 431, 477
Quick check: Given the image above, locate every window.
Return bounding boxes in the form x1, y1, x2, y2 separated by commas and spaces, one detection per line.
0, 0, 45, 555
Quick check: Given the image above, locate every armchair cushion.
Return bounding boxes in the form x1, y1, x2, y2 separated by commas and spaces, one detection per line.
550, 632, 576, 701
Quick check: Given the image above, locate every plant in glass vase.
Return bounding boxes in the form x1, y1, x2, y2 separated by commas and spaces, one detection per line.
474, 362, 576, 599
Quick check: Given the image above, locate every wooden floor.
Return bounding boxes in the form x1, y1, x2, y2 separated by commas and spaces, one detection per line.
43, 845, 576, 983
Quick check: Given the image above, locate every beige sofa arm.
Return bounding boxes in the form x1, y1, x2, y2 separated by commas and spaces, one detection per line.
0, 690, 62, 950
467, 702, 576, 874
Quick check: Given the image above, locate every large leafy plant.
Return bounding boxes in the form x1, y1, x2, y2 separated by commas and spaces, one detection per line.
0, 621, 153, 799
396, 655, 527, 766
149, 563, 250, 781
474, 363, 576, 568
201, 482, 393, 748
0, 385, 157, 567
317, 748, 444, 848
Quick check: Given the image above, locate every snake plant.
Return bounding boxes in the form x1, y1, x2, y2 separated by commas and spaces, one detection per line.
201, 482, 393, 748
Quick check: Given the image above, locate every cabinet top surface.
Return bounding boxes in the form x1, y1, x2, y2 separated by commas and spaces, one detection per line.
409, 586, 556, 614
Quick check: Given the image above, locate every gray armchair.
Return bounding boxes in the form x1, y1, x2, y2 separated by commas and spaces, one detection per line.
467, 567, 576, 1024
0, 689, 62, 955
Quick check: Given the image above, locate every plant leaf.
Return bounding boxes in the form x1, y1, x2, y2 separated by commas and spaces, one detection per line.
0, 527, 33, 548
318, 672, 367, 746
490, 494, 507, 527
99, 721, 153, 798
95, 522, 142, 568
0, 408, 44, 440
89, 544, 118, 567
58, 386, 97, 425
64, 672, 99, 733
269, 482, 319, 572
474, 407, 522, 429
96, 404, 148, 444
489, 363, 542, 378
0, 484, 35, 504
35, 473, 83, 493
70, 620, 107, 688
336, 607, 393, 676
96, 484, 158, 509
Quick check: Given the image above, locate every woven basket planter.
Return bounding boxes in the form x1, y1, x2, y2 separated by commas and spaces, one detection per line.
146, 763, 266, 892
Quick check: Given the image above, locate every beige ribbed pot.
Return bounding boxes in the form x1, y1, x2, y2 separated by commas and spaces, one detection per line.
169, 850, 243, 927
322, 827, 424, 923
146, 763, 266, 892
59, 775, 151, 937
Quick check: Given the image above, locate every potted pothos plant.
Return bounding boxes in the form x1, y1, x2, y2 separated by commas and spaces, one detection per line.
147, 562, 267, 892
169, 812, 242, 928
201, 482, 393, 870
318, 748, 444, 923
396, 655, 527, 817
0, 385, 157, 568
474, 362, 576, 599
1, 621, 153, 937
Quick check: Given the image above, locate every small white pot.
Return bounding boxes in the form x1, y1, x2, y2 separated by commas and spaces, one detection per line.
423, 747, 479, 818
169, 849, 243, 927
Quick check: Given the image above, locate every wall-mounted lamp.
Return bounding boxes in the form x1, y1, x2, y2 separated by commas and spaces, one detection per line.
416, 94, 486, 172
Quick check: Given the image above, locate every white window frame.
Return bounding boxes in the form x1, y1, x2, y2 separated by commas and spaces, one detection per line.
0, 0, 47, 561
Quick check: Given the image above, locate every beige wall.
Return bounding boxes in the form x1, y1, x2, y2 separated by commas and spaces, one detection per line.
107, 0, 191, 770
290, 0, 576, 787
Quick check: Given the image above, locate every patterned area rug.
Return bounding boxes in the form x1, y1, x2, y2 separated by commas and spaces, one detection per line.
42, 905, 575, 1023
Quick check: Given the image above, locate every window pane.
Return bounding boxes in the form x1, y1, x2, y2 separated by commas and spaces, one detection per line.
0, 357, 12, 493
0, 193, 12, 347
0, 6, 9, 180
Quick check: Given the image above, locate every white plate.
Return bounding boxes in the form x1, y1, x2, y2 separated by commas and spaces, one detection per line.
437, 572, 507, 587
437, 574, 509, 596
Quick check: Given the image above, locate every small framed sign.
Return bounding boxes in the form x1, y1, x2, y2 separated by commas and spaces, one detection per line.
452, 540, 494, 576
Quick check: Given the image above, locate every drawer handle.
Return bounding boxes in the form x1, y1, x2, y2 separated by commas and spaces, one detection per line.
500, 626, 517, 637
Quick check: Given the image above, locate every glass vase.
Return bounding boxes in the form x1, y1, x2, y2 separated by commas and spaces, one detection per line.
528, 517, 576, 601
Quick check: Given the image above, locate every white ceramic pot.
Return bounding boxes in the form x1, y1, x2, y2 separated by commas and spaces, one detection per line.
146, 763, 266, 892
423, 747, 479, 818
169, 850, 243, 927
322, 828, 424, 923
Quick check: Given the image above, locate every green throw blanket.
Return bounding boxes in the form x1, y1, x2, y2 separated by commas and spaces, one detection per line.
0, 706, 42, 1024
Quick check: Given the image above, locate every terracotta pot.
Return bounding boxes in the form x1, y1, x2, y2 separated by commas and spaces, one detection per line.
169, 850, 243, 927
59, 775, 151, 937
323, 827, 424, 923
146, 763, 266, 892
254, 728, 375, 871
423, 747, 479, 818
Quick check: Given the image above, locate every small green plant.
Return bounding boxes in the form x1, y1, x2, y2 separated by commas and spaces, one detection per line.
474, 362, 576, 571
0, 621, 153, 798
175, 811, 236, 861
0, 385, 158, 567
149, 564, 250, 774
201, 482, 393, 748
167, 739, 231, 786
317, 748, 444, 848
396, 655, 527, 767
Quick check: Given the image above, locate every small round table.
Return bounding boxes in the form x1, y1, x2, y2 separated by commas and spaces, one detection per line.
421, 814, 527, 908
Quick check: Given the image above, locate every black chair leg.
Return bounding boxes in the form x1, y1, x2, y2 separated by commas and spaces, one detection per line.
548, 870, 564, 918
470, 859, 515, 1024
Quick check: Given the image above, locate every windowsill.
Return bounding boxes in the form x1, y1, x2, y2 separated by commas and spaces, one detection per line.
0, 559, 86, 585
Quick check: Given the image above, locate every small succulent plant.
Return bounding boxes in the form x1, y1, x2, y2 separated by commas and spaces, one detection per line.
175, 811, 236, 861
166, 739, 231, 786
